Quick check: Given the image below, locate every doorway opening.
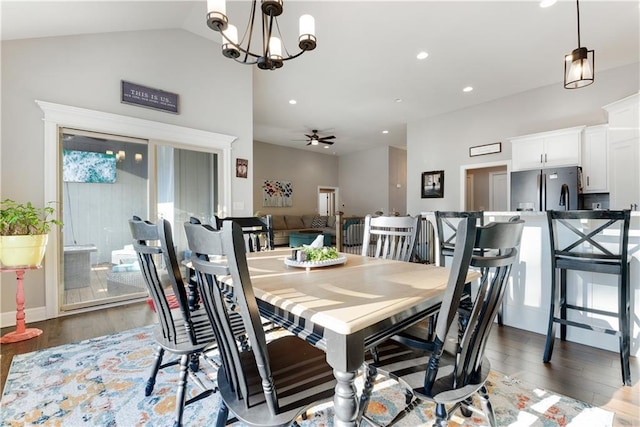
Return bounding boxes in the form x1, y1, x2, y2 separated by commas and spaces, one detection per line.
460, 161, 510, 212
318, 187, 339, 216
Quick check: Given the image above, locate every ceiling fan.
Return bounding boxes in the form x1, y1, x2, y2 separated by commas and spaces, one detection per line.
304, 130, 336, 146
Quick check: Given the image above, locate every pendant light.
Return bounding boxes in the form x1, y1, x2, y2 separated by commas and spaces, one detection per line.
564, 0, 595, 89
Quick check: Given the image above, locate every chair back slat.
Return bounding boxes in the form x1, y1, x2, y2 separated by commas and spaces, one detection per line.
129, 216, 194, 344
184, 221, 279, 414
362, 214, 420, 262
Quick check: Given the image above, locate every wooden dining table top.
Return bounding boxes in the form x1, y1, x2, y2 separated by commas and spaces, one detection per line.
245, 249, 480, 336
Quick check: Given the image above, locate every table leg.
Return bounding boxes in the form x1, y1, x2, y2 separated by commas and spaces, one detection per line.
0, 269, 43, 344
333, 369, 358, 427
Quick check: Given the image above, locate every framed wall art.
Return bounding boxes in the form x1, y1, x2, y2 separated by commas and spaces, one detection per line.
421, 170, 444, 198
236, 158, 248, 178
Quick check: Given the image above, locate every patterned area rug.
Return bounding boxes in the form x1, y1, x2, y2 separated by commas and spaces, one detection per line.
1, 326, 614, 426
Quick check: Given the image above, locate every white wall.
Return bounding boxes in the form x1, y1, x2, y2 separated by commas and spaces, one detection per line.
252, 141, 339, 216
1, 29, 253, 315
388, 147, 407, 215
407, 63, 640, 215
339, 146, 389, 216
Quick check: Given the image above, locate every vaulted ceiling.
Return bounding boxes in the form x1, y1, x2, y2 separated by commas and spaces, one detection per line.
2, 1, 639, 155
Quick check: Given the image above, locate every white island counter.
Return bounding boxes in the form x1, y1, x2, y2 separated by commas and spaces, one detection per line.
425, 211, 640, 357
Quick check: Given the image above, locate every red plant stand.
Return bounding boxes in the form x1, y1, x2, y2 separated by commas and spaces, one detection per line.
1, 265, 43, 344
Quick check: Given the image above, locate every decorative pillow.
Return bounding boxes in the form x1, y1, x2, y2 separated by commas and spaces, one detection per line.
311, 216, 328, 228
301, 214, 315, 228
285, 215, 305, 229
326, 215, 336, 228
272, 215, 286, 230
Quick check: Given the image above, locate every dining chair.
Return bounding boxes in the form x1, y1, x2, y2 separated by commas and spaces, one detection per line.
434, 211, 484, 267
214, 215, 274, 251
359, 217, 524, 427
361, 214, 421, 261
184, 220, 337, 427
545, 209, 632, 386
130, 216, 248, 427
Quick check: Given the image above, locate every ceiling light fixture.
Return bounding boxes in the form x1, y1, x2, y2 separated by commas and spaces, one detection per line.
289, 99, 297, 105
539, 0, 557, 8
564, 0, 594, 89
416, 51, 429, 60
463, 86, 473, 92
206, 0, 316, 70
382, 130, 389, 134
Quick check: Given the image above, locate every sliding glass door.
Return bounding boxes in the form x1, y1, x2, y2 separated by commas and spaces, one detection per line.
60, 131, 219, 311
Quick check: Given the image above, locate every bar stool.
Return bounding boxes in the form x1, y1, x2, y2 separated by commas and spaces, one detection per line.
544, 209, 632, 386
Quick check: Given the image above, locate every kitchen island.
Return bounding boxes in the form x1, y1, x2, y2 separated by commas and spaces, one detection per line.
425, 211, 640, 357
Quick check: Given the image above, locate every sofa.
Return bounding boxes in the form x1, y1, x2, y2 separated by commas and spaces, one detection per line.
271, 214, 337, 246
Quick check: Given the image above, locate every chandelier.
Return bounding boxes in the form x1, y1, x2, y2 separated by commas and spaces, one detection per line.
206, 0, 317, 70
564, 0, 594, 89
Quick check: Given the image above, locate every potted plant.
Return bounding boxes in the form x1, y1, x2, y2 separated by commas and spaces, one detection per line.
0, 199, 62, 267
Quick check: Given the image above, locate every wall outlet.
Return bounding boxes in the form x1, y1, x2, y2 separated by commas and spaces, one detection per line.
591, 202, 601, 210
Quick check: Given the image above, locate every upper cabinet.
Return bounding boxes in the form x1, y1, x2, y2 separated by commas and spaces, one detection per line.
581, 125, 608, 193
510, 126, 583, 171
604, 93, 640, 144
603, 93, 640, 210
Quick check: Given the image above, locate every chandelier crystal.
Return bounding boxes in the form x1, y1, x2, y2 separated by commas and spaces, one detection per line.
206, 0, 316, 70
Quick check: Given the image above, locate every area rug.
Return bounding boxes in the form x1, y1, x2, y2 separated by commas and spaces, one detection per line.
1, 326, 614, 426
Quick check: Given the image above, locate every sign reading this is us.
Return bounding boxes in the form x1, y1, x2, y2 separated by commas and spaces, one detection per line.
121, 81, 179, 114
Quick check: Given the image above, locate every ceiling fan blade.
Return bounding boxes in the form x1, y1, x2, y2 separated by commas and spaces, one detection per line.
306, 141, 312, 145
305, 134, 315, 139
319, 135, 336, 141
323, 141, 335, 145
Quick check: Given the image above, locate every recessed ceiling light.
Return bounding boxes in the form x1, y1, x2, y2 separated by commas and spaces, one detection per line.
539, 0, 557, 8
463, 86, 473, 93
289, 99, 297, 105
416, 51, 429, 60
324, 145, 329, 149
382, 130, 389, 134
395, 98, 403, 103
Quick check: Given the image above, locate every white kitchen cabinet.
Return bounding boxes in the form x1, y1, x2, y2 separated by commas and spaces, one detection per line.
510, 126, 583, 171
609, 140, 639, 210
604, 93, 640, 211
605, 93, 639, 144
581, 125, 608, 193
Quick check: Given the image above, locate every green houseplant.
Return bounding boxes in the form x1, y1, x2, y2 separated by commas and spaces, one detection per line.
0, 199, 62, 267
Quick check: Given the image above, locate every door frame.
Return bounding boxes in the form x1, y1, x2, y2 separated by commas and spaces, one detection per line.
459, 160, 512, 211
37, 101, 236, 320
317, 186, 339, 216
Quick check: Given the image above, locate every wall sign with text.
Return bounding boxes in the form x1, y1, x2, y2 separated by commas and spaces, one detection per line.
121, 81, 179, 114
469, 142, 501, 157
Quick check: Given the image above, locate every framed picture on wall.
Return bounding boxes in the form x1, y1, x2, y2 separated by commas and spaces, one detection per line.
236, 158, 248, 178
421, 170, 444, 198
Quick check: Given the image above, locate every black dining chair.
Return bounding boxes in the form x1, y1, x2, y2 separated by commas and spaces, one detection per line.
129, 216, 219, 427
214, 215, 274, 252
545, 209, 632, 386
434, 211, 484, 267
184, 220, 337, 427
359, 217, 524, 427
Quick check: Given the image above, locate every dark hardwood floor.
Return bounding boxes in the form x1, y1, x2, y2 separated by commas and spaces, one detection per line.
1, 302, 638, 425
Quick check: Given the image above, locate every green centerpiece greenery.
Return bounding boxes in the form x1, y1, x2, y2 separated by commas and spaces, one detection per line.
302, 246, 339, 261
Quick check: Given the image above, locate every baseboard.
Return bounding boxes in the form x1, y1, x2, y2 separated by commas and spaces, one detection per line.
1, 306, 47, 328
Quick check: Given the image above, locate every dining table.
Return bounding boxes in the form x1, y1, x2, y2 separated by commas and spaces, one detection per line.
242, 248, 480, 427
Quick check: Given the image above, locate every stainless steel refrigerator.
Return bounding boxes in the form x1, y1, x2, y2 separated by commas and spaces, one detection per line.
510, 166, 581, 211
